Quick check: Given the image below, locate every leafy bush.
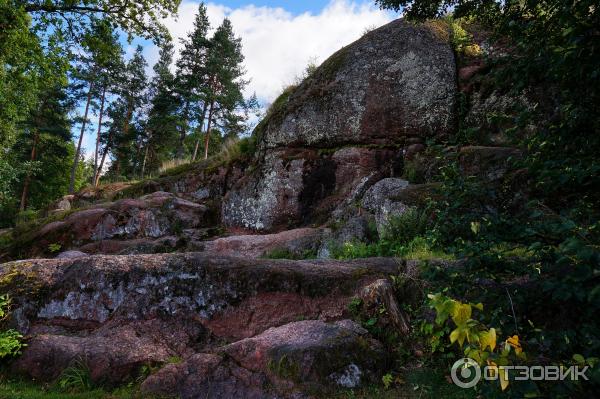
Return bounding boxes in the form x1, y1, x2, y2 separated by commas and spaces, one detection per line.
14, 210, 39, 227
381, 208, 429, 243
0, 295, 24, 358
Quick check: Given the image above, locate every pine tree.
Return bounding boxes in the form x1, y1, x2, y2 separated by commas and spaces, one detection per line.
69, 19, 124, 193
91, 23, 124, 186
143, 39, 180, 176
110, 46, 148, 179
196, 18, 247, 161
16, 83, 75, 211
174, 3, 211, 159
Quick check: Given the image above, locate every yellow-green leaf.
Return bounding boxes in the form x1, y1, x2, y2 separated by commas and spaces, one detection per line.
573, 354, 585, 365
452, 303, 472, 326
450, 327, 467, 347
507, 335, 522, 355
479, 328, 497, 352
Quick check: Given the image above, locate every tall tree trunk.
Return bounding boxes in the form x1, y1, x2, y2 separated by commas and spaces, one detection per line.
177, 101, 190, 159
69, 80, 93, 194
192, 102, 209, 162
19, 129, 40, 212
203, 101, 216, 160
92, 84, 107, 185
115, 99, 133, 177
94, 134, 112, 187
141, 144, 150, 179
132, 135, 143, 178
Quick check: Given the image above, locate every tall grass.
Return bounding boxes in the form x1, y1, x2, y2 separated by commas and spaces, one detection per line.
158, 158, 190, 175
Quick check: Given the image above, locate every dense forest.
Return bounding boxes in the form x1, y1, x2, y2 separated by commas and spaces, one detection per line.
0, 1, 257, 227
1, 0, 599, 398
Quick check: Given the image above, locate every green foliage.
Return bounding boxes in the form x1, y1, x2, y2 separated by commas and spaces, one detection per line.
381, 208, 428, 242
381, 373, 393, 389
48, 243, 62, 253
331, 209, 452, 261
0, 378, 138, 399
57, 360, 92, 392
21, 0, 180, 44
0, 295, 24, 359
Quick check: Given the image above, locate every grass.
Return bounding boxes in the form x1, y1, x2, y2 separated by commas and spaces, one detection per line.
158, 158, 191, 175
0, 378, 140, 399
0, 368, 475, 399
330, 237, 454, 261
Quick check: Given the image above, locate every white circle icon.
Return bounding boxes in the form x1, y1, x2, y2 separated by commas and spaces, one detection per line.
451, 358, 481, 388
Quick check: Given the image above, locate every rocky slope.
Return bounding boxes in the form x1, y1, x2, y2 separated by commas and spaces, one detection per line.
2, 254, 419, 397
0, 17, 526, 397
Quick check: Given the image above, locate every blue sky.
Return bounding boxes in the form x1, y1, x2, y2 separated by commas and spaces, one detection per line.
80, 1, 398, 159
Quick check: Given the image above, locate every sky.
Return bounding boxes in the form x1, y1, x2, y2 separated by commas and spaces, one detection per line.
81, 0, 398, 155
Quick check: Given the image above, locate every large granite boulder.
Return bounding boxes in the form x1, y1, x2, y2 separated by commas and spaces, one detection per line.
222, 19, 455, 232
142, 320, 388, 398
258, 19, 456, 149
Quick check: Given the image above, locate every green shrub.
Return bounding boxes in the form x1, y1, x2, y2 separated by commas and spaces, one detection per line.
381, 208, 429, 243
14, 210, 39, 227
0, 294, 24, 359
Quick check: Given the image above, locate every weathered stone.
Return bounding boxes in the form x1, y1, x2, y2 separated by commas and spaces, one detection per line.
201, 228, 324, 258
318, 215, 376, 259
12, 317, 205, 384
222, 150, 308, 231
223, 320, 388, 390
1, 254, 402, 336
55, 250, 88, 259
258, 19, 456, 149
466, 90, 534, 145
141, 353, 277, 399
361, 178, 410, 213
5, 191, 209, 259
375, 199, 412, 237
55, 196, 72, 212
405, 143, 426, 160
223, 148, 400, 232
359, 279, 409, 334
3, 254, 403, 392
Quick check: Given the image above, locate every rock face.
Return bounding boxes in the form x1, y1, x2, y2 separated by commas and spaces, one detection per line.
222, 19, 456, 232
223, 319, 387, 388
223, 146, 402, 232
2, 253, 405, 393
142, 319, 388, 398
141, 353, 276, 399
14, 318, 205, 384
201, 227, 324, 258
7, 191, 210, 259
259, 19, 456, 149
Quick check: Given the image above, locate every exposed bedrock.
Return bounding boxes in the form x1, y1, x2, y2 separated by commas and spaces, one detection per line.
222, 19, 456, 231
1, 253, 407, 391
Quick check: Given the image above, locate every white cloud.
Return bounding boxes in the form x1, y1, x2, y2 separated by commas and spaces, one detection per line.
153, 0, 395, 104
